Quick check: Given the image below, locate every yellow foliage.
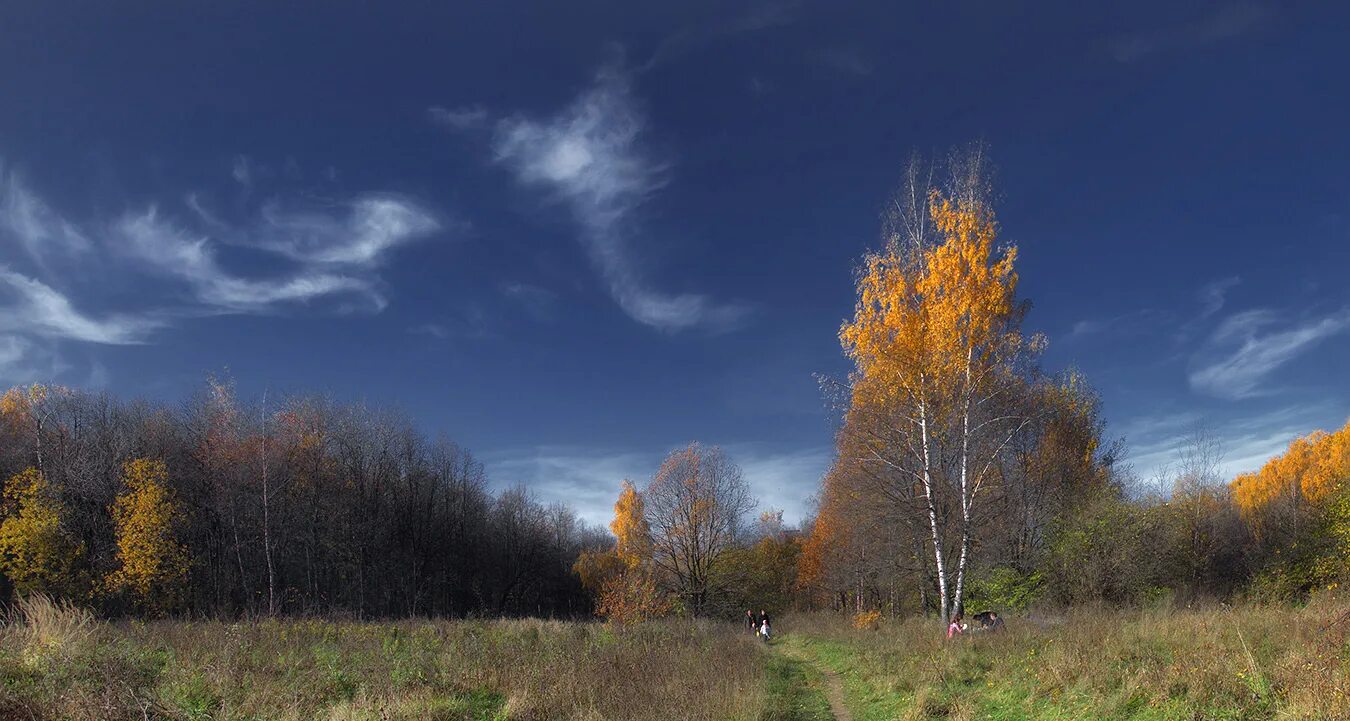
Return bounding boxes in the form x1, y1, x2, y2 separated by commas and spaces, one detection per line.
576, 479, 670, 623
0, 386, 34, 419
106, 458, 189, 612
840, 189, 1025, 421
610, 479, 652, 568
852, 609, 883, 631
0, 384, 69, 422
1232, 419, 1350, 521
0, 468, 86, 597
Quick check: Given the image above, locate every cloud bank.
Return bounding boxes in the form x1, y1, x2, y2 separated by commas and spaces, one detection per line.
485, 442, 827, 528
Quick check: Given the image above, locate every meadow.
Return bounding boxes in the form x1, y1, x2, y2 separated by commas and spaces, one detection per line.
4, 595, 1349, 721
778, 599, 1350, 721
0, 596, 769, 721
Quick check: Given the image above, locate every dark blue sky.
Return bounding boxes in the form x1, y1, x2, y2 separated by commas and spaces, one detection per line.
2, 1, 1347, 525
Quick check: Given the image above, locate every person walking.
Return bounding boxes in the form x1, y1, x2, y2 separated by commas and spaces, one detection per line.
744, 610, 756, 634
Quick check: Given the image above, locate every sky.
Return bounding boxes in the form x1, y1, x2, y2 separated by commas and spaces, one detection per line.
1, 1, 1347, 527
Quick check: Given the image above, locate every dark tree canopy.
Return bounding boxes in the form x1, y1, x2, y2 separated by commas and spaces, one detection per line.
0, 382, 608, 618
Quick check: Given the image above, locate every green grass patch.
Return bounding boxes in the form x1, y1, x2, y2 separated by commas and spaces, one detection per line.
778, 605, 1347, 720
416, 689, 507, 721
760, 647, 834, 721
779, 635, 909, 721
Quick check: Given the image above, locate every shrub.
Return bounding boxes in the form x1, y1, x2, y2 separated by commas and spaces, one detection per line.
965, 566, 1043, 612
852, 609, 882, 630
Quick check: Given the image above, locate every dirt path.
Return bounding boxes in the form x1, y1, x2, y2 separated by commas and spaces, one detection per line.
781, 645, 853, 721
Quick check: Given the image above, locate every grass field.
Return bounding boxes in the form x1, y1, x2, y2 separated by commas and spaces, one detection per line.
0, 596, 773, 721
779, 598, 1350, 721
4, 595, 1348, 721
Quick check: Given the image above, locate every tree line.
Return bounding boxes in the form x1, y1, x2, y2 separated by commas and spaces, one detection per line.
3, 145, 1346, 623
0, 381, 607, 617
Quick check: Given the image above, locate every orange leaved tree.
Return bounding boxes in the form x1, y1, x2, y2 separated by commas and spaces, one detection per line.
838, 146, 1039, 622
574, 479, 671, 623
1231, 420, 1350, 593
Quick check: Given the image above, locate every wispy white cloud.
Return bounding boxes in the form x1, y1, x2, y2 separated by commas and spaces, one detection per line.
485, 442, 828, 528
84, 359, 109, 389
408, 303, 496, 341
1188, 308, 1350, 399
1175, 276, 1243, 343
409, 323, 450, 340
0, 335, 49, 384
231, 155, 253, 187
1, 164, 91, 263
1068, 278, 1242, 344
0, 265, 158, 344
724, 443, 830, 525
488, 65, 750, 332
1111, 2, 1270, 62
1066, 308, 1171, 340
0, 150, 445, 386
116, 208, 382, 312
251, 196, 441, 266
814, 48, 872, 76
1121, 405, 1343, 488
639, 1, 800, 72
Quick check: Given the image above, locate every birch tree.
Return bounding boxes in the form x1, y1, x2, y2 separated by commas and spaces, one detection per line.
838, 146, 1038, 621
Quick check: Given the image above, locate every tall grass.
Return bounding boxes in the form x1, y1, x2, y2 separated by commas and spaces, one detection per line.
4, 600, 1346, 720
781, 596, 1350, 720
4, 594, 96, 658
1, 612, 767, 721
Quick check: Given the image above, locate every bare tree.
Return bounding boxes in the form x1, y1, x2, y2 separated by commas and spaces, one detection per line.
645, 443, 755, 615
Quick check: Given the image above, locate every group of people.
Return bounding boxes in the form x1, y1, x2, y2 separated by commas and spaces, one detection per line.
738, 607, 998, 641
946, 610, 1005, 639
744, 609, 772, 640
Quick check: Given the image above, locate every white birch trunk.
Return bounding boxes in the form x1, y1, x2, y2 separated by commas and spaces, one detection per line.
918, 391, 950, 622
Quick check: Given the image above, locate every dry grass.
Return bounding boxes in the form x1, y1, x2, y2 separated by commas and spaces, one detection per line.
8, 599, 1345, 720
4, 594, 96, 660
0, 610, 767, 721
782, 596, 1350, 720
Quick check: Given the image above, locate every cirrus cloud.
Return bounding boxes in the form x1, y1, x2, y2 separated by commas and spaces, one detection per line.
1189, 307, 1350, 399
0, 154, 444, 383
451, 64, 751, 333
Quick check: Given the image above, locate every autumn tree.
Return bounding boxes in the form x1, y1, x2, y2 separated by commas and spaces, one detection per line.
107, 458, 189, 613
646, 443, 755, 615
0, 384, 63, 471
720, 510, 803, 615
796, 483, 846, 607
1232, 419, 1350, 595
575, 479, 671, 623
798, 457, 917, 614
837, 146, 1040, 621
0, 468, 86, 597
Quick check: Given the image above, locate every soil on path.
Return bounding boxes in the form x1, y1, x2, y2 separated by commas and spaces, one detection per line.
781, 645, 853, 721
